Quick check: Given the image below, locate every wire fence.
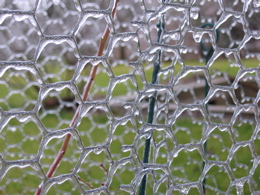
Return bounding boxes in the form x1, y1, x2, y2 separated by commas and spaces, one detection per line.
0, 0, 259, 194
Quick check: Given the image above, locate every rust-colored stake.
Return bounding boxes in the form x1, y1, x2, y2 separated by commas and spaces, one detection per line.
35, 1, 119, 194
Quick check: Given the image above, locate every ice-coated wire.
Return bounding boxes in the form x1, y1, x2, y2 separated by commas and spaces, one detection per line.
0, 0, 259, 194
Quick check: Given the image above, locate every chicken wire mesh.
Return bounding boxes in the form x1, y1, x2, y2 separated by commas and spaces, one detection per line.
0, 0, 259, 194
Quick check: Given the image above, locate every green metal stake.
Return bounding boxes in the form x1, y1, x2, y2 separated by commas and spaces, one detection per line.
200, 23, 219, 194
138, 18, 164, 195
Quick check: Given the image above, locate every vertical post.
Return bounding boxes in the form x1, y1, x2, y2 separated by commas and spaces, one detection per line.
139, 16, 165, 195
200, 23, 219, 194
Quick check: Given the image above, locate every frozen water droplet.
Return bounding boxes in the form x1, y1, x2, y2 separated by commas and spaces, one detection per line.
74, 0, 81, 11
13, 14, 28, 21
0, 14, 11, 25
173, 151, 179, 158
191, 11, 199, 20
193, 31, 203, 43
180, 186, 189, 194
174, 5, 185, 11
236, 181, 244, 187
121, 145, 132, 152
150, 45, 160, 54
53, 0, 60, 5
253, 0, 260, 7
171, 32, 180, 40
130, 76, 137, 87
28, 15, 38, 28
181, 47, 187, 54
17, 114, 31, 122
94, 146, 103, 154
144, 132, 152, 139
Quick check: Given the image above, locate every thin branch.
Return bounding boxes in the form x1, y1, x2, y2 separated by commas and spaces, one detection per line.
35, 1, 119, 194
99, 163, 108, 175
77, 175, 95, 189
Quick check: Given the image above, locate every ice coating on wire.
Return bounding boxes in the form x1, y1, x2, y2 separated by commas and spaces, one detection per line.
0, 0, 259, 194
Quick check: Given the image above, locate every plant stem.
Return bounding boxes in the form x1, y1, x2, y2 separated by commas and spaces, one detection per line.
35, 1, 119, 194
100, 163, 108, 175
77, 175, 95, 189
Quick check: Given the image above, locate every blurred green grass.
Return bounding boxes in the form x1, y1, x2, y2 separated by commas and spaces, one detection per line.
0, 58, 259, 194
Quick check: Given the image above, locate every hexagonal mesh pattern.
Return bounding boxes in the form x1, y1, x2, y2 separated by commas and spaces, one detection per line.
0, 0, 259, 194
